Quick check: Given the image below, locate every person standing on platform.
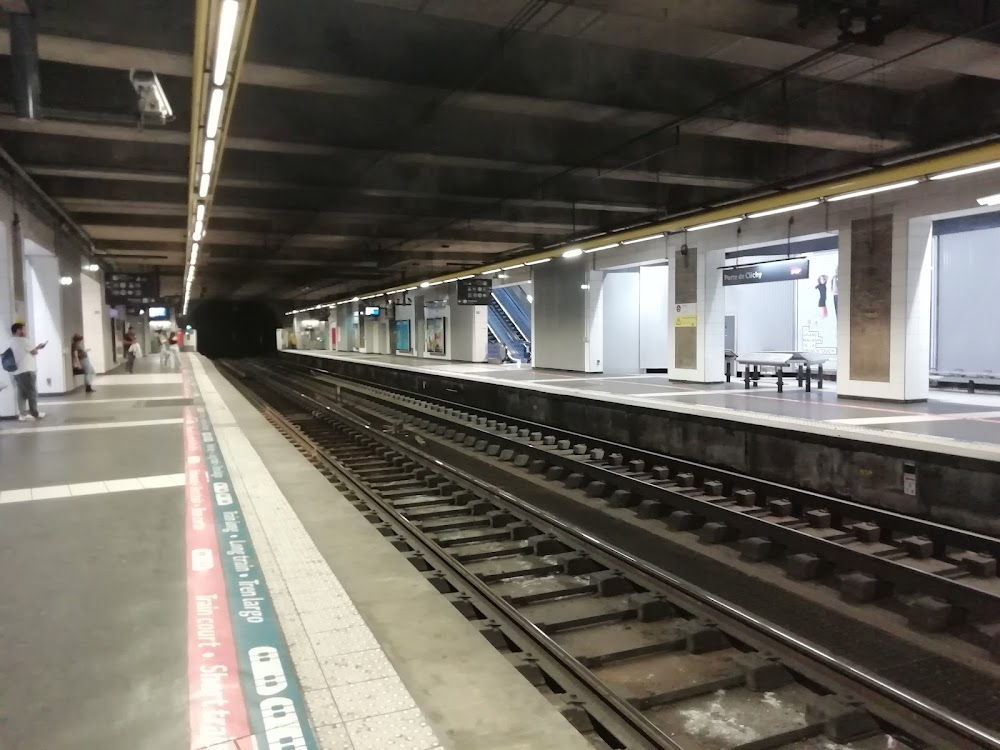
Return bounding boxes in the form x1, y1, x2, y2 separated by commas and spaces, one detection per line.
71, 333, 96, 393
123, 326, 138, 374
6, 323, 46, 420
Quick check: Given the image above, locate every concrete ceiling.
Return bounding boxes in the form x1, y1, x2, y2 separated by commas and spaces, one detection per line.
2, 0, 1000, 303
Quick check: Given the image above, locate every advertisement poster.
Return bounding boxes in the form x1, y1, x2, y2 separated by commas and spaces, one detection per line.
426, 317, 446, 355
795, 250, 838, 366
395, 320, 411, 352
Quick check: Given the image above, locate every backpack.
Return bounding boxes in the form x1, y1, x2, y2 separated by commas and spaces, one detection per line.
1, 347, 17, 373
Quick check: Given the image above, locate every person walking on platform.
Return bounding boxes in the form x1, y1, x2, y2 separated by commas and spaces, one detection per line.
166, 330, 181, 368
123, 326, 138, 374
71, 333, 96, 393
5, 323, 46, 420
158, 330, 169, 366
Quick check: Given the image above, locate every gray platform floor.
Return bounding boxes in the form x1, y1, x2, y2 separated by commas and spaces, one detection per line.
0, 354, 590, 750
286, 350, 1000, 459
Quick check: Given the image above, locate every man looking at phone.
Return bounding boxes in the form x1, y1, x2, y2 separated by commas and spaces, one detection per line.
8, 322, 46, 421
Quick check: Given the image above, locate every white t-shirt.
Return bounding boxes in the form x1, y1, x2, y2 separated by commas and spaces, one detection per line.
8, 337, 37, 374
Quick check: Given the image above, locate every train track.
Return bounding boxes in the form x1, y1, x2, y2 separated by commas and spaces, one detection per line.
219, 359, 1000, 750
276, 360, 1000, 650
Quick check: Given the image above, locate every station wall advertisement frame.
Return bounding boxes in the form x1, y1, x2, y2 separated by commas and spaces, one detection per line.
394, 319, 411, 352
426, 317, 446, 355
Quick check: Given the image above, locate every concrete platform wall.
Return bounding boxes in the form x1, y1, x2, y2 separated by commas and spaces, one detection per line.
285, 351, 1000, 534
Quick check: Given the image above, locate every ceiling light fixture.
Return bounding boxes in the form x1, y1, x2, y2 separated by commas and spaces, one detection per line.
199, 173, 210, 198
524, 258, 551, 265
419, 281, 430, 288
562, 248, 583, 259
930, 160, 1000, 181
584, 243, 619, 254
977, 192, 1000, 206
502, 263, 525, 270
351, 296, 359, 302
205, 87, 224, 139
746, 200, 821, 219
195, 204, 205, 222
622, 233, 664, 245
84, 263, 99, 272
826, 179, 920, 202
580, 284, 590, 290
202, 139, 216, 174
687, 217, 742, 232
59, 276, 73, 286
213, 0, 240, 86
457, 274, 475, 280
193, 219, 204, 241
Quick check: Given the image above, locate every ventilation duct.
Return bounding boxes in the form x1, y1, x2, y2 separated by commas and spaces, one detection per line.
2, 0, 41, 119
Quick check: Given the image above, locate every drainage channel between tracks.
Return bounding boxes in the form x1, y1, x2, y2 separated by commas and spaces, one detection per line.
219, 360, 1000, 750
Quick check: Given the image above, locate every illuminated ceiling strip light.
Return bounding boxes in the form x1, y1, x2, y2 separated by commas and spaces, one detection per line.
419, 282, 430, 288
562, 248, 583, 258
193, 219, 204, 241
929, 160, 1000, 181
202, 139, 216, 175
524, 258, 551, 265
199, 173, 210, 198
826, 179, 920, 202
977, 192, 1000, 206
746, 200, 820, 219
481, 269, 501, 275
502, 263, 525, 270
205, 88, 224, 139
687, 217, 742, 232
584, 243, 619, 254
195, 204, 205, 222
213, 0, 240, 86
351, 296, 359, 302
622, 233, 664, 245
405, 286, 418, 290
457, 274, 475, 279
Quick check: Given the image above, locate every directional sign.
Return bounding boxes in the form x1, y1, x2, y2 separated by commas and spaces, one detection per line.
457, 277, 492, 305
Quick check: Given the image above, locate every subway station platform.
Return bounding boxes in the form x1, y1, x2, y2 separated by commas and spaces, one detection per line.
283, 350, 1000, 459
0, 354, 591, 750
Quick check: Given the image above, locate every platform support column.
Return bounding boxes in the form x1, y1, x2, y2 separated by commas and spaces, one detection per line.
532, 259, 603, 372
80, 269, 113, 373
667, 243, 726, 383
837, 211, 931, 402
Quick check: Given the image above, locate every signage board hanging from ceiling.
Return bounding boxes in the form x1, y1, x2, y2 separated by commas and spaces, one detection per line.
457, 277, 492, 305
722, 258, 810, 286
105, 272, 160, 305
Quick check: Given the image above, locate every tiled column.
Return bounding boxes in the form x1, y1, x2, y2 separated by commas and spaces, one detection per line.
667, 244, 726, 383
837, 212, 932, 401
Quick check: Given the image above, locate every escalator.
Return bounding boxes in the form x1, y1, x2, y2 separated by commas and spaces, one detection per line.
488, 286, 531, 362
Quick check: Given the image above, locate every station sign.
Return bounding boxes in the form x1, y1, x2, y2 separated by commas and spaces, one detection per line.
105, 272, 159, 305
722, 258, 810, 286
456, 277, 493, 305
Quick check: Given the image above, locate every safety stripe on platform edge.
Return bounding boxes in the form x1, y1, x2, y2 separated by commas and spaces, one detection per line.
183, 365, 320, 750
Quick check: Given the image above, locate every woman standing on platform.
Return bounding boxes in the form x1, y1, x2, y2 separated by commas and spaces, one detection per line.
123, 326, 137, 374
71, 334, 95, 393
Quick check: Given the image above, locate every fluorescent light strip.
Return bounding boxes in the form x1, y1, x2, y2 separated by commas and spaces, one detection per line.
622, 233, 664, 245
213, 0, 240, 86
688, 217, 742, 232
202, 139, 216, 175
481, 269, 501, 275
199, 173, 210, 198
195, 204, 205, 222
457, 274, 475, 279
584, 243, 619, 254
502, 263, 525, 270
205, 88, 224, 139
747, 200, 820, 219
826, 179, 920, 202
977, 192, 1000, 206
524, 258, 551, 265
562, 248, 583, 258
930, 160, 1000, 181
193, 219, 204, 241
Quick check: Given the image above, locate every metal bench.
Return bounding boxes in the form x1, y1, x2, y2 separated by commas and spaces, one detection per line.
737, 352, 827, 393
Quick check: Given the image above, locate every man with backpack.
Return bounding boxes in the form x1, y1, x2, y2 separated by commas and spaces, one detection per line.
2, 323, 47, 421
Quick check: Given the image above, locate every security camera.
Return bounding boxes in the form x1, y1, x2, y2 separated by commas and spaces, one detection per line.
129, 69, 174, 124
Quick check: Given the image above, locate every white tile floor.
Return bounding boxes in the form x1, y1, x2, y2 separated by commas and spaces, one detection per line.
190, 357, 443, 750
0, 473, 185, 503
